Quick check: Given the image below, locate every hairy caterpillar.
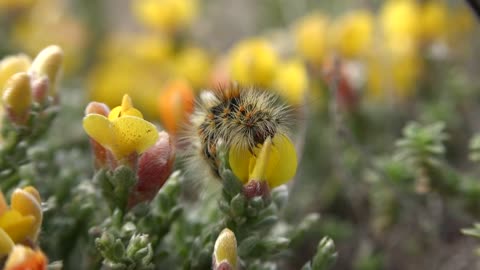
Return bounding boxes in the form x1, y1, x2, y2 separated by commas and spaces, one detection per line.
186, 84, 293, 179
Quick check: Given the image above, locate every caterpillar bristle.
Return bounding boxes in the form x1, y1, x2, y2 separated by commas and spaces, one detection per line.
182, 84, 293, 182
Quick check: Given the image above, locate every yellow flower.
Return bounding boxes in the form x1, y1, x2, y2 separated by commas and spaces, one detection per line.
213, 228, 237, 270
329, 10, 374, 59
87, 34, 174, 119
11, 0, 86, 74
420, 1, 448, 42
366, 40, 422, 101
380, 0, 421, 42
294, 12, 329, 65
0, 0, 36, 10
273, 59, 308, 106
174, 47, 211, 89
83, 95, 159, 160
0, 54, 31, 96
0, 186, 43, 256
230, 38, 279, 87
229, 134, 297, 189
4, 245, 47, 270
132, 0, 197, 34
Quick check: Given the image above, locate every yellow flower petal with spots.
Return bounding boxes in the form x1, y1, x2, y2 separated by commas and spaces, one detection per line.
0, 228, 14, 256
83, 94, 159, 160
0, 210, 35, 243
83, 115, 158, 159
229, 134, 297, 188
111, 116, 159, 158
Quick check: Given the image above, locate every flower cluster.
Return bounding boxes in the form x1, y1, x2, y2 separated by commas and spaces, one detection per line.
0, 186, 47, 270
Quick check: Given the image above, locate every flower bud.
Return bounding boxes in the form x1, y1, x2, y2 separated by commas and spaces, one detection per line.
85, 102, 111, 169
242, 180, 270, 200
2, 72, 32, 125
11, 186, 42, 241
29, 45, 63, 96
0, 229, 14, 256
0, 54, 31, 94
4, 245, 47, 270
128, 131, 175, 208
30, 76, 49, 104
213, 228, 237, 270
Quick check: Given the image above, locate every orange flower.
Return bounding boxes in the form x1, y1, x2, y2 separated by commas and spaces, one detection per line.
157, 79, 194, 136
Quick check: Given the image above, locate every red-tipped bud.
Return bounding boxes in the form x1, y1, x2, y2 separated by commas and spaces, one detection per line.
242, 180, 270, 200
128, 131, 175, 207
85, 101, 110, 116
30, 76, 49, 104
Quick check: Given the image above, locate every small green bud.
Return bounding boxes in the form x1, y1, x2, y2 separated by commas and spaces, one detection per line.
311, 237, 337, 270
230, 194, 246, 216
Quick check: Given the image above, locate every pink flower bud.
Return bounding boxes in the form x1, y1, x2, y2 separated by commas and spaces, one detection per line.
128, 131, 175, 208
85, 102, 111, 169
31, 76, 49, 104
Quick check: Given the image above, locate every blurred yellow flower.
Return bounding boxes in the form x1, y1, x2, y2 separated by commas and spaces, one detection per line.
0, 186, 43, 256
294, 12, 329, 65
88, 34, 175, 119
83, 95, 159, 160
366, 40, 422, 101
330, 10, 374, 59
230, 38, 279, 87
273, 59, 308, 106
380, 0, 421, 42
132, 0, 197, 34
11, 0, 87, 74
213, 228, 237, 270
447, 5, 475, 45
420, 1, 448, 42
4, 245, 47, 270
229, 134, 297, 188
174, 47, 211, 89
0, 0, 36, 10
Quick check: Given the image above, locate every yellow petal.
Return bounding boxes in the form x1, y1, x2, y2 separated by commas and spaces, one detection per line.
108, 94, 143, 120
0, 191, 7, 216
0, 210, 36, 243
229, 144, 253, 184
4, 245, 48, 269
0, 228, 14, 256
111, 116, 159, 158
214, 228, 237, 268
266, 134, 297, 188
249, 136, 276, 182
83, 114, 115, 150
11, 188, 42, 240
